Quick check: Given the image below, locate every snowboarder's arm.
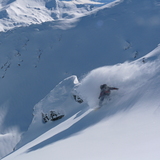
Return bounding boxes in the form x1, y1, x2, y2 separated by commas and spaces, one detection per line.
109, 87, 119, 90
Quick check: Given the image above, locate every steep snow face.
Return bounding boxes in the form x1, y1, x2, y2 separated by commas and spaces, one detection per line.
1, 0, 160, 159
2, 46, 160, 160
77, 61, 159, 108
0, 0, 114, 31
15, 75, 83, 149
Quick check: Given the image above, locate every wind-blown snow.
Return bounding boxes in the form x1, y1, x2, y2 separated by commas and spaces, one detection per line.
0, 102, 21, 158
77, 58, 160, 108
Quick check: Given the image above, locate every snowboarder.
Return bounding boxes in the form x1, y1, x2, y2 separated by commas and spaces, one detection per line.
98, 84, 118, 106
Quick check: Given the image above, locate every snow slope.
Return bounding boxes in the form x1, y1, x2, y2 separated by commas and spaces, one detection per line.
3, 45, 160, 160
1, 0, 160, 159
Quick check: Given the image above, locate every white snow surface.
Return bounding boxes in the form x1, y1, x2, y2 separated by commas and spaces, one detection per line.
0, 0, 115, 31
1, 0, 160, 159
3, 48, 160, 160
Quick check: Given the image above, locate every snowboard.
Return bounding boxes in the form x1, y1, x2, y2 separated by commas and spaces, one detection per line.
93, 97, 112, 111
93, 105, 103, 111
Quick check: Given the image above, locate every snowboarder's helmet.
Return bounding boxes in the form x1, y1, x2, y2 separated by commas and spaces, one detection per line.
100, 84, 107, 89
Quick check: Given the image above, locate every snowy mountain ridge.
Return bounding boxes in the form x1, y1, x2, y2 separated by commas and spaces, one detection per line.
0, 0, 115, 31
1, 0, 160, 159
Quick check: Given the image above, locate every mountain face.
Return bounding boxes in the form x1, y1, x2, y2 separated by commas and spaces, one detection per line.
1, 0, 160, 159
0, 0, 104, 31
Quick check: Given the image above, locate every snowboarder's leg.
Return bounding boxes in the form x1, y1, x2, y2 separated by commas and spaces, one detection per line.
106, 95, 111, 101
98, 94, 111, 107
99, 96, 104, 107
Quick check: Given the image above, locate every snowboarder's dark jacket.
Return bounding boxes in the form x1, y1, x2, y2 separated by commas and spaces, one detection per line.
99, 84, 118, 99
